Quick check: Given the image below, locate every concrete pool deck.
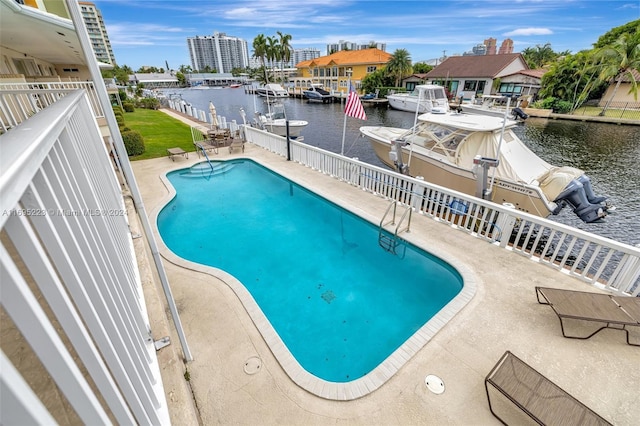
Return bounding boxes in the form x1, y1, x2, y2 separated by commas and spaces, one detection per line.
132, 141, 639, 425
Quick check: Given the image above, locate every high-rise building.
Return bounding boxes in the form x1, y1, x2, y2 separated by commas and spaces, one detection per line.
484, 38, 497, 55
187, 32, 250, 73
499, 38, 514, 54
326, 40, 385, 55
79, 2, 116, 65
291, 48, 321, 67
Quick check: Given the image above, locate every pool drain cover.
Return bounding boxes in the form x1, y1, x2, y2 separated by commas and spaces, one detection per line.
243, 356, 262, 375
425, 374, 445, 394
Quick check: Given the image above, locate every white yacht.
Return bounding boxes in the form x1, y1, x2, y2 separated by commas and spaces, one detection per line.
360, 112, 611, 223
387, 84, 449, 113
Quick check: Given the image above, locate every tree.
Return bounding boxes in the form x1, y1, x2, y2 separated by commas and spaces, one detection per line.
522, 43, 558, 68
175, 71, 186, 86
361, 68, 394, 96
385, 48, 412, 87
252, 34, 269, 83
594, 25, 640, 114
277, 31, 292, 82
178, 64, 193, 74
593, 19, 639, 49
266, 36, 280, 81
413, 63, 433, 74
539, 51, 604, 110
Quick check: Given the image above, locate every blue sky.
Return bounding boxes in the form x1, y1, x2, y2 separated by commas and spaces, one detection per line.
94, 0, 639, 70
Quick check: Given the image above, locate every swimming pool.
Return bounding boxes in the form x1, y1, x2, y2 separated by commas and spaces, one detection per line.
158, 159, 471, 397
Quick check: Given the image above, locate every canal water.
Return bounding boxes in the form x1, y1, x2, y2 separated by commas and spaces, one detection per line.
164, 87, 640, 246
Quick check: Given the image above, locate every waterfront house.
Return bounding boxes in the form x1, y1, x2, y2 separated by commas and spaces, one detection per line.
599, 68, 640, 107
424, 53, 529, 100
294, 48, 392, 94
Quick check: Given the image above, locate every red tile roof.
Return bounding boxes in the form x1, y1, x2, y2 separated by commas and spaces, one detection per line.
295, 48, 392, 68
426, 53, 528, 78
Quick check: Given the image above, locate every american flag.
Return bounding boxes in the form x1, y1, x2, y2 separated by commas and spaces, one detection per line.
344, 83, 367, 120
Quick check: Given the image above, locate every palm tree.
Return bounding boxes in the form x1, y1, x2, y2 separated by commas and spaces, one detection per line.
277, 31, 292, 82
522, 43, 557, 69
252, 34, 268, 83
595, 26, 640, 115
266, 36, 280, 82
386, 49, 412, 88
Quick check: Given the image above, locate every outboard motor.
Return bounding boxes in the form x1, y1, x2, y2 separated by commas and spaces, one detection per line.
577, 175, 607, 204
553, 177, 608, 223
389, 138, 410, 174
511, 107, 529, 120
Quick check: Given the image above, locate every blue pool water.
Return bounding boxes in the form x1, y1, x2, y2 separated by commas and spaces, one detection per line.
158, 159, 463, 382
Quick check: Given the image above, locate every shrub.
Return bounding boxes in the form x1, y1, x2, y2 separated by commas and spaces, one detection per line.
112, 105, 124, 115
553, 100, 572, 114
136, 97, 160, 110
115, 114, 126, 128
530, 97, 572, 113
123, 102, 135, 112
121, 130, 145, 156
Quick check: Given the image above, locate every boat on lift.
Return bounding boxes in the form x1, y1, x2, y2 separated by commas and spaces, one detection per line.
255, 83, 289, 98
302, 84, 333, 103
387, 84, 450, 113
359, 111, 612, 223
254, 102, 308, 139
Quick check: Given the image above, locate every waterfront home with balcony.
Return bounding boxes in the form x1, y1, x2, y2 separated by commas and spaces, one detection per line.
293, 48, 392, 95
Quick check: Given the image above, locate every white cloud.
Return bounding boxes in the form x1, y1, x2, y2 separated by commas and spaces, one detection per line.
503, 27, 553, 36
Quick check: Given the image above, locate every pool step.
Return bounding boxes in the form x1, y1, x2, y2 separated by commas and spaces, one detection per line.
180, 162, 235, 178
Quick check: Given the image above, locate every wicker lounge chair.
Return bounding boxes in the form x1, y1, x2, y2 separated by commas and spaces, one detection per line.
485, 351, 612, 425
536, 286, 639, 346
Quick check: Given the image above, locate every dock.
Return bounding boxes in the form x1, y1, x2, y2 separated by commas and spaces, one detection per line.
244, 86, 388, 106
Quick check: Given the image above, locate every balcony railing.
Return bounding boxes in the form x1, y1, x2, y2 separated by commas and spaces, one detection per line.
0, 90, 169, 424
243, 125, 640, 296
0, 81, 104, 133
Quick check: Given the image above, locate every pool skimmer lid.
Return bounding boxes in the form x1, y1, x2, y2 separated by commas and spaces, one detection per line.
425, 374, 445, 394
243, 356, 262, 375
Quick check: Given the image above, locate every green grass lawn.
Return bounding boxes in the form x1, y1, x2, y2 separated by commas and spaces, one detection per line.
122, 108, 197, 160
571, 106, 640, 120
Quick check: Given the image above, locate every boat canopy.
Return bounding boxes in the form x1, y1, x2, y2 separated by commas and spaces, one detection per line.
414, 113, 559, 187
456, 130, 553, 185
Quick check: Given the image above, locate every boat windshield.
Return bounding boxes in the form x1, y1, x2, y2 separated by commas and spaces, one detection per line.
269, 103, 287, 120
410, 122, 473, 161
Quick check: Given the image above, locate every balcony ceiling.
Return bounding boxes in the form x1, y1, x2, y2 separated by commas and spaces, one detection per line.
0, 0, 86, 65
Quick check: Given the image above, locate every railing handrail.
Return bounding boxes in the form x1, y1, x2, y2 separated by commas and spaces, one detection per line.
0, 82, 105, 133
243, 125, 640, 295
1, 90, 169, 424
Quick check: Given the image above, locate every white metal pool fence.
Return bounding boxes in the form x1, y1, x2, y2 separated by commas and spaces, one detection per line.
0, 91, 169, 424
243, 125, 640, 296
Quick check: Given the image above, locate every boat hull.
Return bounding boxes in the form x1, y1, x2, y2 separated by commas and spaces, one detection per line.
387, 95, 430, 113
365, 134, 552, 217
265, 119, 308, 138
303, 92, 332, 102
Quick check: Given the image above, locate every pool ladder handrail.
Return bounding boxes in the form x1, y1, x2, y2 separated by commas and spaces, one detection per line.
195, 143, 214, 170
378, 200, 412, 255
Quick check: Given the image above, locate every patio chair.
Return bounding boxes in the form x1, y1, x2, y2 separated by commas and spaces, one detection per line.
194, 139, 217, 156
228, 136, 244, 153
485, 351, 612, 425
535, 286, 639, 346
